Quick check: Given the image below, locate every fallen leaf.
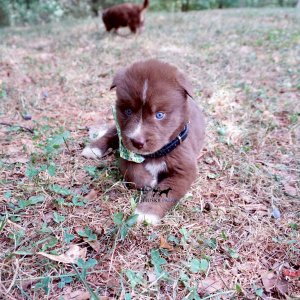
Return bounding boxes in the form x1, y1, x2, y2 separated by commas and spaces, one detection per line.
38, 244, 87, 264
282, 269, 300, 278
61, 290, 90, 300
83, 238, 100, 252
283, 182, 297, 197
198, 277, 224, 294
276, 278, 289, 295
6, 156, 29, 164
260, 271, 276, 292
159, 236, 174, 251
85, 189, 98, 201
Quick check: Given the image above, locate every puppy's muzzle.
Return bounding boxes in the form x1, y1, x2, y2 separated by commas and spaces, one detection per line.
130, 138, 145, 149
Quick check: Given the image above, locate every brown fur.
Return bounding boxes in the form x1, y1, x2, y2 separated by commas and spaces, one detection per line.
102, 0, 149, 34
83, 59, 205, 223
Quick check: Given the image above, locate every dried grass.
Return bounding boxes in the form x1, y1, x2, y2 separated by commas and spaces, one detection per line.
0, 8, 299, 300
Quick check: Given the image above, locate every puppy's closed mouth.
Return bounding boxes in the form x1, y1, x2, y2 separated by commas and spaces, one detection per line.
123, 123, 189, 158
122, 138, 153, 155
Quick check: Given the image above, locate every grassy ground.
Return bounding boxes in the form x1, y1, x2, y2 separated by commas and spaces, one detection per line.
0, 8, 299, 300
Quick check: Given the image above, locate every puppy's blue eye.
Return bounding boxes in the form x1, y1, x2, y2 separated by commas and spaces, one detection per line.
155, 112, 165, 120
124, 109, 132, 116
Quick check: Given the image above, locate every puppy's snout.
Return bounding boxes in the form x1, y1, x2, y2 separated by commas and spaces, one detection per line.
131, 138, 145, 149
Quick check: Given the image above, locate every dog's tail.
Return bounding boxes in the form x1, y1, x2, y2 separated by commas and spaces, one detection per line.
141, 0, 149, 10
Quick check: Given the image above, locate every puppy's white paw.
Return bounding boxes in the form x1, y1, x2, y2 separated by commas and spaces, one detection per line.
134, 208, 161, 225
88, 125, 108, 141
81, 146, 103, 159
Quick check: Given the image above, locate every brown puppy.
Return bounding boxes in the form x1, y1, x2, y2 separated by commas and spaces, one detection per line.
102, 0, 149, 34
82, 59, 205, 224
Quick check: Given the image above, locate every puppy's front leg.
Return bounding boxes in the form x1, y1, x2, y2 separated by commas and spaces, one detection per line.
82, 126, 118, 159
135, 162, 197, 224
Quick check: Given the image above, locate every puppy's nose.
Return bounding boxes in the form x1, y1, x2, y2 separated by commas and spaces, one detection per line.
131, 138, 144, 149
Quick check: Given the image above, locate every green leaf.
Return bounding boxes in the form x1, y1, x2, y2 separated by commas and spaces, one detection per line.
204, 238, 217, 250
45, 131, 70, 154
126, 214, 138, 227
125, 269, 143, 289
0, 216, 7, 233
227, 247, 239, 259
40, 222, 52, 234
217, 127, 226, 136
53, 212, 65, 223
189, 258, 200, 273
58, 276, 73, 289
255, 287, 263, 297
77, 258, 97, 279
120, 224, 129, 241
18, 195, 45, 209
189, 258, 209, 273
77, 227, 97, 241
25, 165, 39, 180
221, 230, 228, 240
179, 271, 190, 288
39, 164, 47, 172
47, 237, 59, 248
151, 249, 168, 279
180, 227, 192, 244
17, 200, 29, 209
8, 229, 25, 246
151, 249, 167, 267
10, 215, 21, 222
113, 212, 124, 225
56, 197, 65, 205
199, 258, 209, 272
47, 164, 56, 176
50, 184, 71, 196
190, 287, 202, 300
28, 195, 45, 204
72, 195, 85, 206
130, 197, 137, 210
168, 235, 179, 245
13, 250, 33, 255
84, 258, 97, 269
3, 191, 11, 199
64, 230, 75, 244
84, 166, 98, 177
124, 293, 132, 300
289, 223, 298, 230
35, 277, 50, 294
289, 114, 298, 124
235, 283, 243, 293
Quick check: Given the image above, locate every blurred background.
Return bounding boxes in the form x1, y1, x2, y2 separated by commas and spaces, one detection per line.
0, 0, 299, 27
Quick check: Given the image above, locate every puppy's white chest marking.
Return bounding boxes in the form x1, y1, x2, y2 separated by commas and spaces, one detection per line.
145, 162, 167, 187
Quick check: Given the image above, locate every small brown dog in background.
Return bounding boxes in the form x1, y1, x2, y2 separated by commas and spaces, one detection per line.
102, 0, 149, 34
82, 59, 205, 224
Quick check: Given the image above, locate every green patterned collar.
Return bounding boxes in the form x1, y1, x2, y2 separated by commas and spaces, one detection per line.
112, 107, 145, 163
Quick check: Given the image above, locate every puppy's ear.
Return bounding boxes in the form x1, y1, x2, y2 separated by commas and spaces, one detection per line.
110, 68, 126, 90
176, 71, 194, 99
